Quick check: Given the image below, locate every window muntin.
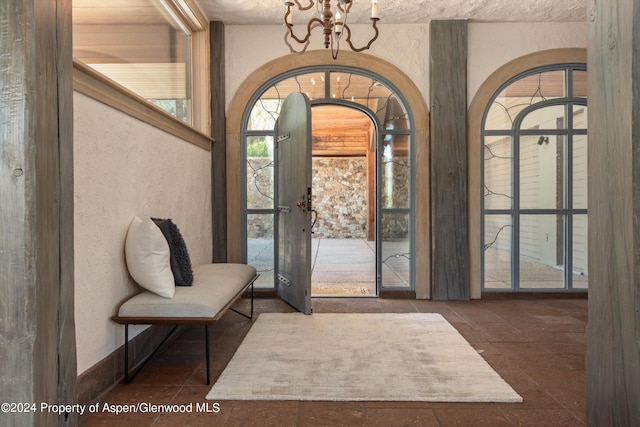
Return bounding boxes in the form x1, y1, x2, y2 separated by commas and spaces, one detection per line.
73, 0, 192, 123
482, 65, 587, 292
485, 70, 566, 130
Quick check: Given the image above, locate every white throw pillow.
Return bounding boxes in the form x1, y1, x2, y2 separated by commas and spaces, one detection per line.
125, 216, 175, 298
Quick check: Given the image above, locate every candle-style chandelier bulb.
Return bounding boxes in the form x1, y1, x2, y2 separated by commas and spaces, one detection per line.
284, 0, 380, 60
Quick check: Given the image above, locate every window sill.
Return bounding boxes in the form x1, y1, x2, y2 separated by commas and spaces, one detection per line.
73, 60, 212, 151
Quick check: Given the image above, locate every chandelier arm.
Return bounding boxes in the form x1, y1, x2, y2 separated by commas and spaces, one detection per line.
286, 17, 323, 45
284, 28, 313, 55
336, 0, 353, 13
293, 0, 315, 12
343, 19, 379, 53
284, 21, 323, 54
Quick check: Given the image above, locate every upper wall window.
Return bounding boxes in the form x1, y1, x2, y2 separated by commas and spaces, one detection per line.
73, 0, 193, 123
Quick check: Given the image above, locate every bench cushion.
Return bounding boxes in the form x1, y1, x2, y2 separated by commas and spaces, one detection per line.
117, 263, 257, 319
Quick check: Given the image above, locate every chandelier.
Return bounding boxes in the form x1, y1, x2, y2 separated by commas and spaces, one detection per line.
283, 0, 380, 60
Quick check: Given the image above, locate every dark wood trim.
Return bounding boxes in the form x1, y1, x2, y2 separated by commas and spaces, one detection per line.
379, 290, 417, 299
429, 20, 469, 300
77, 324, 176, 412
113, 317, 217, 325
252, 289, 278, 297
73, 60, 212, 151
482, 292, 587, 300
210, 21, 228, 262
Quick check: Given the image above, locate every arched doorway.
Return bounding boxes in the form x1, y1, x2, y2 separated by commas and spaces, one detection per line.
310, 105, 377, 296
226, 51, 431, 298
242, 66, 412, 295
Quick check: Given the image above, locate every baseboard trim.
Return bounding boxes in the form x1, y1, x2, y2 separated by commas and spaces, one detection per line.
77, 324, 177, 409
379, 290, 417, 299
481, 291, 588, 300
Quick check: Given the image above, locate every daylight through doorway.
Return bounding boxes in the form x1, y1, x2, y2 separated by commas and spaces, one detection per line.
311, 238, 376, 296
310, 105, 377, 296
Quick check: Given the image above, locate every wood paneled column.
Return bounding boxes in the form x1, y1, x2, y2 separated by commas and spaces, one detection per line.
210, 21, 227, 262
586, 0, 640, 424
429, 20, 469, 300
0, 0, 76, 425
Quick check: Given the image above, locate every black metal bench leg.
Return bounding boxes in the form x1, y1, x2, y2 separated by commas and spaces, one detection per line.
250, 282, 254, 319
122, 325, 179, 384
124, 324, 130, 383
230, 282, 255, 320
205, 325, 211, 385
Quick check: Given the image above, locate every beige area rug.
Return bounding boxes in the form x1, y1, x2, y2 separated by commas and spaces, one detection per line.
206, 313, 522, 402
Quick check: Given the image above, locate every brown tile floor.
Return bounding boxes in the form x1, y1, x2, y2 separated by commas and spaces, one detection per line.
82, 297, 587, 426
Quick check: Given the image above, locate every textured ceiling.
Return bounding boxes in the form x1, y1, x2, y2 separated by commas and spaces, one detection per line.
197, 0, 587, 25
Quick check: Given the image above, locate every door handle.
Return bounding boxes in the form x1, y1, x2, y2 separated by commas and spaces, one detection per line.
311, 209, 318, 234
295, 196, 306, 210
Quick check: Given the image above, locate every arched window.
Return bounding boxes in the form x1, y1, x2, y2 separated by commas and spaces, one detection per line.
482, 64, 587, 292
241, 66, 414, 295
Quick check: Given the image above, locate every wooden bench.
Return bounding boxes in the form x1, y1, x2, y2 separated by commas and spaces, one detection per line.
112, 263, 259, 385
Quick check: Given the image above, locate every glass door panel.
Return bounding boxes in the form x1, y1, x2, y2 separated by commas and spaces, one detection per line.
519, 133, 562, 210
572, 214, 588, 289
329, 72, 390, 106
573, 70, 587, 97
247, 213, 275, 288
573, 105, 587, 129
484, 135, 512, 210
519, 214, 565, 289
483, 215, 512, 289
573, 134, 588, 209
246, 136, 274, 209
520, 105, 567, 130
380, 213, 410, 288
382, 136, 410, 209
262, 72, 327, 103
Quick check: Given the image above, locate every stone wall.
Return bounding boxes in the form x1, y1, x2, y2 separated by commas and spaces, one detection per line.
312, 157, 368, 238
246, 156, 410, 239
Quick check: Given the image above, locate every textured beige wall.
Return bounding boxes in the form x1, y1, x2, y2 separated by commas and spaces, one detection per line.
225, 24, 430, 111
73, 93, 212, 374
226, 22, 587, 112
468, 22, 587, 105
